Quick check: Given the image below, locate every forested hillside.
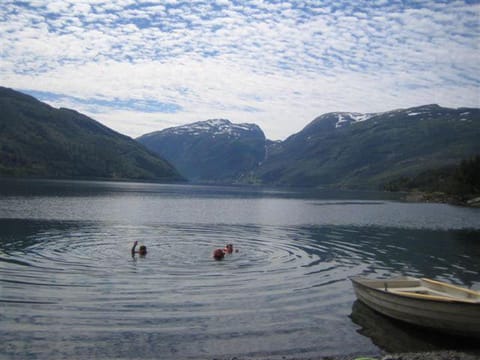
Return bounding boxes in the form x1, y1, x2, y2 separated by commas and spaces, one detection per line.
0, 87, 183, 181
384, 155, 480, 204
254, 105, 480, 189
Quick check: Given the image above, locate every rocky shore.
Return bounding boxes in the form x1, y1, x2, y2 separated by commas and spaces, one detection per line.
379, 351, 479, 360
214, 351, 480, 360
324, 351, 480, 360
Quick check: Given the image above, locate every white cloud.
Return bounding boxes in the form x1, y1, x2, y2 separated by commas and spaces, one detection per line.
0, 0, 479, 140
46, 1, 70, 13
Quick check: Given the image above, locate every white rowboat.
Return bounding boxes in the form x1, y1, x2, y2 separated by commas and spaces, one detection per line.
350, 276, 480, 338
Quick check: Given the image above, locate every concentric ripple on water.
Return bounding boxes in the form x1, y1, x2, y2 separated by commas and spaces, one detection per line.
1, 181, 480, 359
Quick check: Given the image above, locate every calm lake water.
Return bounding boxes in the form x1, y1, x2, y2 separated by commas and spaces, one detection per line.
1, 178, 479, 359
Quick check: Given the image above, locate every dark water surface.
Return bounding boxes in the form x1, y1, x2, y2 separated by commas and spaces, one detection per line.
1, 179, 479, 359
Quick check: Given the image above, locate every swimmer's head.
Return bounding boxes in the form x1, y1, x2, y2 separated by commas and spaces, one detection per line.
213, 248, 225, 260
139, 245, 147, 255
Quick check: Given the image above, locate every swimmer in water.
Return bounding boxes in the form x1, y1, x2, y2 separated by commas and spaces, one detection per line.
213, 248, 225, 260
131, 241, 147, 257
225, 243, 239, 253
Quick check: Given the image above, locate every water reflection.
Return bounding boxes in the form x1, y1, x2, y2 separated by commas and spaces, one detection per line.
0, 218, 76, 253
300, 225, 480, 289
0, 178, 295, 199
350, 300, 480, 353
1, 180, 479, 359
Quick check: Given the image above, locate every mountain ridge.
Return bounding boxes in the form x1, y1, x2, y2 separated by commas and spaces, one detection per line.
295, 104, 467, 136
255, 104, 480, 188
0, 86, 184, 181
137, 104, 479, 188
2, 86, 479, 189
137, 118, 266, 182
142, 119, 263, 139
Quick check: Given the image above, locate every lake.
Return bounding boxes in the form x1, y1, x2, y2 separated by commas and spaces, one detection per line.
0, 178, 479, 359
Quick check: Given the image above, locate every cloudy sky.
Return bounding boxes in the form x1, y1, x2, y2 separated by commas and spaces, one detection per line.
1, 0, 479, 140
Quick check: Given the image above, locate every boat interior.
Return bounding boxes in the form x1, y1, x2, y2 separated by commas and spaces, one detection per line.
359, 277, 480, 303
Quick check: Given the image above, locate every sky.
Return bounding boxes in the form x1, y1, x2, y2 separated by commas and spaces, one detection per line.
1, 0, 479, 140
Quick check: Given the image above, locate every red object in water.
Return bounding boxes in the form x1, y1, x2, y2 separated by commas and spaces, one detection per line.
213, 248, 225, 260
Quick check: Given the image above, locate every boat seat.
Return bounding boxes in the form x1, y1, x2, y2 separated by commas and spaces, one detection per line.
386, 286, 457, 298
387, 286, 430, 293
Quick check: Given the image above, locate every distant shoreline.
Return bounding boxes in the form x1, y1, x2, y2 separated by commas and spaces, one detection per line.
403, 191, 480, 207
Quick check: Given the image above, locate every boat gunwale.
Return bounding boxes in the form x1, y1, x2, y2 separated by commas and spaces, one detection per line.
350, 276, 480, 305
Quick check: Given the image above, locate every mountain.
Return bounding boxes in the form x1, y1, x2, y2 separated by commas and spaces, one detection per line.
4, 86, 477, 189
137, 119, 266, 182
0, 87, 183, 181
254, 104, 480, 188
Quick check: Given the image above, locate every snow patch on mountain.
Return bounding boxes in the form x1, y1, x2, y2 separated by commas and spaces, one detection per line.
163, 119, 261, 138
334, 112, 376, 128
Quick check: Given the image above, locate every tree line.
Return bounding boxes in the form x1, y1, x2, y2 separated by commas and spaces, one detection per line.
384, 155, 480, 200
